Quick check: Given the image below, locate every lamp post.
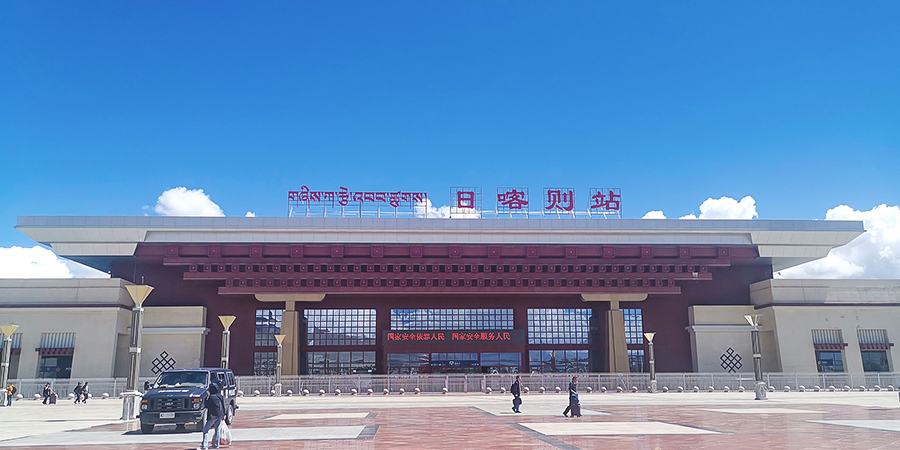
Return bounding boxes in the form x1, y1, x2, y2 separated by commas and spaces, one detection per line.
219, 316, 236, 369
0, 324, 19, 406
744, 314, 766, 400
122, 285, 154, 420
644, 332, 657, 393
273, 334, 286, 397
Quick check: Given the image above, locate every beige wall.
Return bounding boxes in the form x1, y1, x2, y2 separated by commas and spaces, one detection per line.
141, 306, 208, 377
767, 306, 900, 373
687, 305, 757, 373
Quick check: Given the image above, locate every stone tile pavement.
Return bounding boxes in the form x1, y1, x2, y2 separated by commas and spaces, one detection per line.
1, 391, 900, 449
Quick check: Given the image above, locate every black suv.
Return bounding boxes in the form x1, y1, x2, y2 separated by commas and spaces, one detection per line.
139, 368, 238, 434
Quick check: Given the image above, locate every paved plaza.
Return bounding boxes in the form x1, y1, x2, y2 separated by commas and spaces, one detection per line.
2, 391, 900, 449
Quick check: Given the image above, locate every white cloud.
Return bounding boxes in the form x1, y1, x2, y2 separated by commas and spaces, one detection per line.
414, 199, 479, 219
780, 204, 900, 279
153, 187, 225, 216
642, 210, 666, 219
245, 211, 256, 217
0, 246, 72, 278
696, 196, 758, 219
0, 246, 111, 279
679, 214, 698, 220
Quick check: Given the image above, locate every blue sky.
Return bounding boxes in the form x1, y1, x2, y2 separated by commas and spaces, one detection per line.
1, 2, 899, 277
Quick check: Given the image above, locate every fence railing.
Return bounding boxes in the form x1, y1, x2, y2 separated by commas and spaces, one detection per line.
10, 372, 900, 397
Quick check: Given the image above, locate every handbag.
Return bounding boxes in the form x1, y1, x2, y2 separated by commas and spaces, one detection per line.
218, 421, 232, 446
513, 397, 522, 406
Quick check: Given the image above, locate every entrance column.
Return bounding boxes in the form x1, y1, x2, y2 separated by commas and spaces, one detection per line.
256, 294, 325, 376
582, 294, 648, 373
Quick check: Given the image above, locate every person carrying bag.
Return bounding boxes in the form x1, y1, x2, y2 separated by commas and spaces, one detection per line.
510, 375, 522, 413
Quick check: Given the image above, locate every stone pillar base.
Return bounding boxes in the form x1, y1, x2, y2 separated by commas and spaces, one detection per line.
273, 383, 283, 397
755, 382, 768, 400
121, 391, 143, 421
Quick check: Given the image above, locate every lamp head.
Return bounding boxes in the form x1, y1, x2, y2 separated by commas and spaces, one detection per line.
644, 332, 656, 343
219, 315, 237, 331
125, 285, 154, 307
0, 324, 19, 337
274, 334, 286, 345
744, 314, 760, 327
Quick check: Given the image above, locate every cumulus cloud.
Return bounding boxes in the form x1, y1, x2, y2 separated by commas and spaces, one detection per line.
0, 246, 110, 279
153, 187, 225, 216
696, 196, 758, 219
245, 211, 256, 217
646, 196, 759, 220
0, 246, 72, 278
414, 199, 480, 219
779, 204, 900, 279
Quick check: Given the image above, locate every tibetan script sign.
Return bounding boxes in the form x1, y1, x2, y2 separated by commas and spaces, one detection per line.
496, 187, 529, 214
383, 330, 526, 344
288, 186, 428, 208
589, 188, 621, 213
543, 187, 575, 212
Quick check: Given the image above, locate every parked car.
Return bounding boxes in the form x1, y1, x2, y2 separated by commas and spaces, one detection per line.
139, 368, 238, 434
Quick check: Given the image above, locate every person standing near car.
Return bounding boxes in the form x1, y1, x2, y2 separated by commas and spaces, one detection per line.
199, 383, 226, 450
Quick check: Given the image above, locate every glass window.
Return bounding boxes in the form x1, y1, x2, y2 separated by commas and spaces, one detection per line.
305, 309, 376, 346
386, 353, 430, 374
481, 353, 521, 374
253, 351, 277, 376
38, 356, 72, 379
528, 350, 589, 373
527, 309, 591, 344
628, 349, 645, 373
255, 310, 283, 347
391, 309, 514, 330
623, 309, 643, 345
816, 351, 844, 372
862, 351, 890, 372
307, 351, 376, 375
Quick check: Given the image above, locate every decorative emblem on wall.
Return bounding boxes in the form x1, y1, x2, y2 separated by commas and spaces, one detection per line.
151, 351, 177, 374
719, 348, 743, 374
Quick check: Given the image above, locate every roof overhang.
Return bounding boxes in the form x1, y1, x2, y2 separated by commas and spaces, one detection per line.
16, 216, 865, 273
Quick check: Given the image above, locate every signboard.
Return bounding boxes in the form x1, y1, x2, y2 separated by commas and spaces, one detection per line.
450, 186, 482, 217
383, 330, 526, 345
496, 187, 529, 214
288, 186, 428, 209
589, 188, 621, 214
543, 187, 575, 212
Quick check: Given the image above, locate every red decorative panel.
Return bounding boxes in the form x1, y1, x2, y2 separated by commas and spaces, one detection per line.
371, 245, 383, 258
250, 245, 262, 257
208, 245, 220, 257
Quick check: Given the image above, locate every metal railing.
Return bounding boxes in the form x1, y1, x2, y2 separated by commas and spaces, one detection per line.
9, 372, 900, 398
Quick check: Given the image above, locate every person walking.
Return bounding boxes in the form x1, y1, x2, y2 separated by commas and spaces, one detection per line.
562, 376, 581, 417
42, 383, 52, 405
73, 382, 84, 404
198, 383, 226, 450
510, 375, 522, 413
81, 382, 90, 403
5, 384, 15, 406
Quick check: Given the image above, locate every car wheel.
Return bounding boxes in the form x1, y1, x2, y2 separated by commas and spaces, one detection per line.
225, 403, 235, 425
140, 422, 154, 434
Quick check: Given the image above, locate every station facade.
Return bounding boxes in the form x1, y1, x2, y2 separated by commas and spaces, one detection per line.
5, 215, 899, 379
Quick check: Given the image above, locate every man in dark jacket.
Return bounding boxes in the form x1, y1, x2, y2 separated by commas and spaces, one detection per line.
73, 382, 83, 404
562, 376, 580, 417
199, 384, 226, 450
42, 384, 51, 405
510, 375, 522, 413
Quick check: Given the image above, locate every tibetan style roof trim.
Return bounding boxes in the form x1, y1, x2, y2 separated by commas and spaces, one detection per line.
16, 216, 864, 272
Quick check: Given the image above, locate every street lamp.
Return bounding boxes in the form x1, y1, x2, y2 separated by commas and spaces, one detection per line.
219, 316, 236, 369
644, 332, 657, 393
0, 324, 19, 406
273, 334, 286, 397
744, 314, 766, 400
122, 285, 154, 420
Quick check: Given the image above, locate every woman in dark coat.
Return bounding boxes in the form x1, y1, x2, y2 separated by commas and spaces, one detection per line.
199, 384, 226, 450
